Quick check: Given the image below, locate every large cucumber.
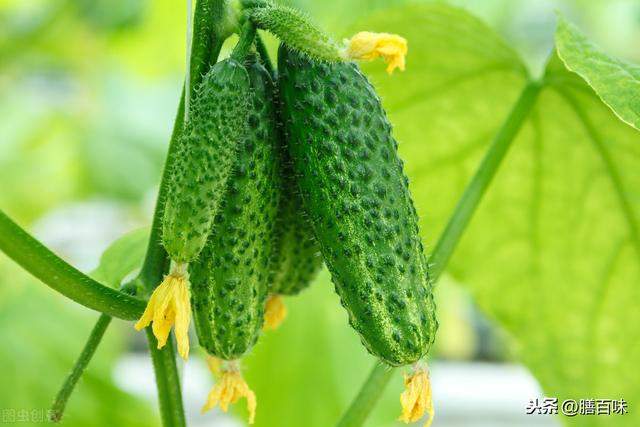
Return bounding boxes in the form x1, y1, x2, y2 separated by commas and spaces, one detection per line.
278, 44, 437, 367
162, 58, 251, 264
190, 58, 279, 360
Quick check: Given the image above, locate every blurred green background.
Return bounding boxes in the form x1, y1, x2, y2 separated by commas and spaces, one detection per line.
1, 0, 639, 426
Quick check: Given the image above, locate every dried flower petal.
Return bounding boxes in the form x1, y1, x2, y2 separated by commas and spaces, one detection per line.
202, 357, 257, 424
134, 263, 191, 359
263, 294, 288, 330
399, 365, 434, 426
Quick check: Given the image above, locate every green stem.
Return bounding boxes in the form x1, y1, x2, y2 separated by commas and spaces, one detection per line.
336, 363, 394, 427
50, 314, 112, 422
231, 21, 256, 60
255, 32, 274, 74
335, 80, 542, 427
0, 210, 145, 320
137, 94, 184, 291
147, 330, 186, 427
430, 80, 542, 279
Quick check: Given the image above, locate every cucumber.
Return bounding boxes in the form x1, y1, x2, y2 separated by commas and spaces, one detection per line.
262, 87, 323, 331
136, 58, 251, 360
278, 44, 437, 367
269, 179, 322, 296
190, 57, 279, 361
269, 108, 323, 297
162, 58, 251, 264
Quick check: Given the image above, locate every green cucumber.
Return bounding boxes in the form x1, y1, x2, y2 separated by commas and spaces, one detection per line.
278, 44, 437, 367
162, 58, 251, 264
190, 58, 279, 360
269, 102, 323, 296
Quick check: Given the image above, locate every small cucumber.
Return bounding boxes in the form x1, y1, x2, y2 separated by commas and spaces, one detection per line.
136, 57, 252, 361
278, 44, 437, 367
190, 58, 279, 360
269, 104, 323, 297
162, 58, 251, 264
269, 173, 322, 296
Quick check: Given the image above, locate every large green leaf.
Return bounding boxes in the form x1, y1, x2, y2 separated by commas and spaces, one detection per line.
556, 16, 640, 131
456, 52, 640, 426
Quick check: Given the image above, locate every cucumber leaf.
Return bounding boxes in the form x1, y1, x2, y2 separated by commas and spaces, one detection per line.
90, 227, 149, 288
556, 16, 640, 131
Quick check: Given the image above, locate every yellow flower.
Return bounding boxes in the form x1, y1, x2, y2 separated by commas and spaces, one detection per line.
399, 365, 434, 427
202, 357, 257, 424
342, 31, 408, 74
263, 294, 288, 331
134, 262, 191, 360
206, 354, 223, 377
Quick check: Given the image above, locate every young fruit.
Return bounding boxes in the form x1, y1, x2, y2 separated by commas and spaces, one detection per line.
135, 57, 251, 360
263, 119, 323, 330
162, 59, 251, 264
190, 57, 279, 424
278, 44, 437, 365
269, 161, 323, 297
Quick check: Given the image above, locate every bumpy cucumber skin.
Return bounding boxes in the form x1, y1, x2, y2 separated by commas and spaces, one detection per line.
278, 45, 437, 367
269, 175, 322, 295
190, 60, 279, 360
269, 94, 323, 296
163, 59, 251, 263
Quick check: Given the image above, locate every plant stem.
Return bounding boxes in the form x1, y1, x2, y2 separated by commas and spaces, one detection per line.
336, 363, 394, 427
255, 32, 274, 74
147, 330, 187, 427
50, 314, 112, 422
0, 209, 145, 320
335, 80, 542, 427
430, 80, 542, 279
231, 21, 257, 60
